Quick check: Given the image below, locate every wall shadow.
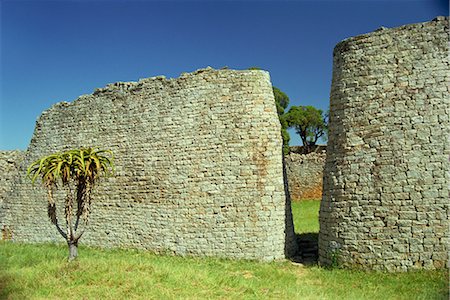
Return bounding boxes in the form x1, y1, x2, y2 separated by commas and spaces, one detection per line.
282, 153, 299, 258
282, 149, 319, 264
291, 233, 318, 266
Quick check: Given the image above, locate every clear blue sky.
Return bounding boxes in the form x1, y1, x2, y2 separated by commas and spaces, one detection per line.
0, 0, 447, 150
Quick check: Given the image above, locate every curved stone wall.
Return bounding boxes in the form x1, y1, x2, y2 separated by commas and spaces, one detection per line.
2, 68, 297, 260
319, 17, 449, 271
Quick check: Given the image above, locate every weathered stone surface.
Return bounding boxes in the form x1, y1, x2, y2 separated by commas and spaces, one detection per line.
0, 151, 24, 239
285, 150, 326, 200
319, 17, 449, 271
1, 68, 297, 260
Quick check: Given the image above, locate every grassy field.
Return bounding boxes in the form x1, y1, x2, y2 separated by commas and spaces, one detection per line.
291, 199, 320, 234
1, 200, 448, 299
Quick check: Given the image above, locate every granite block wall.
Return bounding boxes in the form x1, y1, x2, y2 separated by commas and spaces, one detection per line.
1, 68, 297, 260
285, 151, 326, 200
0, 151, 24, 239
319, 17, 449, 271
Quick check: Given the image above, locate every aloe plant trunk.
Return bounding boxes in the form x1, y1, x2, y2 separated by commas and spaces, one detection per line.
68, 240, 78, 261
27, 147, 114, 261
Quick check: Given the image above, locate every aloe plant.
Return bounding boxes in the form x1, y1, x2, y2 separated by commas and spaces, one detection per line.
27, 147, 114, 261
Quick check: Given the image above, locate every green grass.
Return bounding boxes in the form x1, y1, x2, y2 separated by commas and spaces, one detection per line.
291, 199, 321, 234
0, 200, 448, 299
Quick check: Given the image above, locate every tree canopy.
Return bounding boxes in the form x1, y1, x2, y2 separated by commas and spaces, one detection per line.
273, 86, 290, 116
285, 105, 328, 153
272, 87, 291, 154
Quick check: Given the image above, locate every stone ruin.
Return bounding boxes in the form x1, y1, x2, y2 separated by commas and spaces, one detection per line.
319, 17, 449, 271
0, 68, 297, 261
1, 17, 449, 271
285, 147, 326, 200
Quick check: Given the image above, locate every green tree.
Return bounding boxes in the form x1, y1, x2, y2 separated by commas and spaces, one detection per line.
273, 87, 290, 154
27, 147, 114, 261
285, 105, 328, 153
273, 86, 289, 115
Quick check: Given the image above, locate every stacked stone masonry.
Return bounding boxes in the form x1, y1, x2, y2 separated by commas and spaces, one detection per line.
1, 18, 448, 271
0, 68, 297, 260
285, 150, 326, 200
0, 151, 24, 239
319, 17, 449, 271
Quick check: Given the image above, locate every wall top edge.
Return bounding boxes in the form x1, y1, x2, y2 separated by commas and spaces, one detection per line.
333, 16, 449, 56
38, 67, 272, 119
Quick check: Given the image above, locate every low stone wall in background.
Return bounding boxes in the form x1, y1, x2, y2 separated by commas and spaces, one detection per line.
285, 149, 326, 200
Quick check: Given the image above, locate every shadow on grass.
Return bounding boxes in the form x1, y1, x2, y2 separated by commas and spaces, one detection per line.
0, 260, 23, 300
0, 273, 15, 300
290, 233, 318, 266
0, 246, 11, 299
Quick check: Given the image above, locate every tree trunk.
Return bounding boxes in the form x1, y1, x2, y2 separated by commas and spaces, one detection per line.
68, 241, 78, 261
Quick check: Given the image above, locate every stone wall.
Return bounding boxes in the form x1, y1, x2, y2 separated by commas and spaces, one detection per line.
319, 17, 449, 271
3, 18, 448, 271
0, 151, 24, 239
285, 150, 326, 200
1, 68, 297, 260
